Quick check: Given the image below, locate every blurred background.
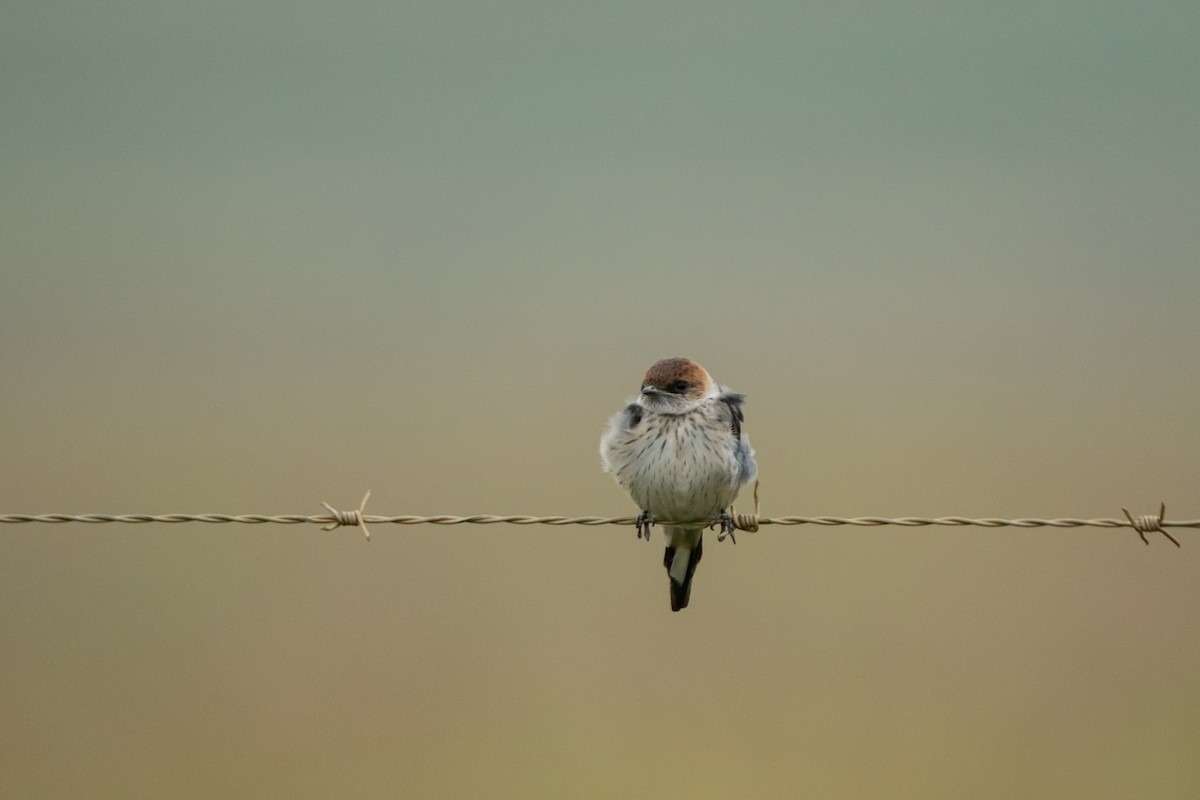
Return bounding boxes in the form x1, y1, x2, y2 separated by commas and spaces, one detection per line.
2, 2, 1198, 797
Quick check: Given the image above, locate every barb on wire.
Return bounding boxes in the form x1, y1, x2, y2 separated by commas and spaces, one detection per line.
718, 479, 761, 543
1, 498, 1195, 547
322, 490, 372, 541
1122, 502, 1181, 547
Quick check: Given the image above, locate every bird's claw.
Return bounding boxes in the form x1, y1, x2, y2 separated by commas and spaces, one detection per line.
711, 510, 737, 544
634, 510, 655, 541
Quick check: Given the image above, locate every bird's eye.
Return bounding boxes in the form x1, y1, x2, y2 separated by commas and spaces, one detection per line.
669, 380, 689, 393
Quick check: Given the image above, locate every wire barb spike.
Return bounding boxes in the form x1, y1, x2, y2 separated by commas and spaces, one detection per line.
321, 491, 373, 541
1122, 502, 1180, 547
720, 479, 761, 542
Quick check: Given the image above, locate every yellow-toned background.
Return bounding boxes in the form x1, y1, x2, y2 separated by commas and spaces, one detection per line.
3, 3, 1198, 797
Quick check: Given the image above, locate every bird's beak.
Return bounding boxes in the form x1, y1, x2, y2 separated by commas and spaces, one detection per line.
641, 385, 663, 396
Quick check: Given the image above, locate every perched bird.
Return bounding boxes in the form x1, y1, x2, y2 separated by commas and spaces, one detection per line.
600, 358, 757, 611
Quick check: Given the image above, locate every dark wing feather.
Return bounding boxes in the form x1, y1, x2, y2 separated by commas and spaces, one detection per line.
718, 392, 745, 438
621, 402, 643, 430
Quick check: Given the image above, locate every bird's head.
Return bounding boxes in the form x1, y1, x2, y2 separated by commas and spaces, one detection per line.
637, 357, 716, 415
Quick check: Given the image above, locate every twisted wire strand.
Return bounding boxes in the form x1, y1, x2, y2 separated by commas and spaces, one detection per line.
4, 485, 1189, 546
3, 513, 1198, 529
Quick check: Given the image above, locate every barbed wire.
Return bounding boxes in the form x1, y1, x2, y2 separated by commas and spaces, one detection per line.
0, 492, 1190, 547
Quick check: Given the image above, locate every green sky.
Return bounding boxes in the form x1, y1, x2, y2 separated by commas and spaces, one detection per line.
3, 2, 1199, 797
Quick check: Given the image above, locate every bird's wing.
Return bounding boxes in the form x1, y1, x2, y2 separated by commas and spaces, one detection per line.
717, 391, 745, 438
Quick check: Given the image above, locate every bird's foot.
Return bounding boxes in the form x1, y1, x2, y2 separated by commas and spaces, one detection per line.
634, 510, 655, 541
710, 510, 737, 544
